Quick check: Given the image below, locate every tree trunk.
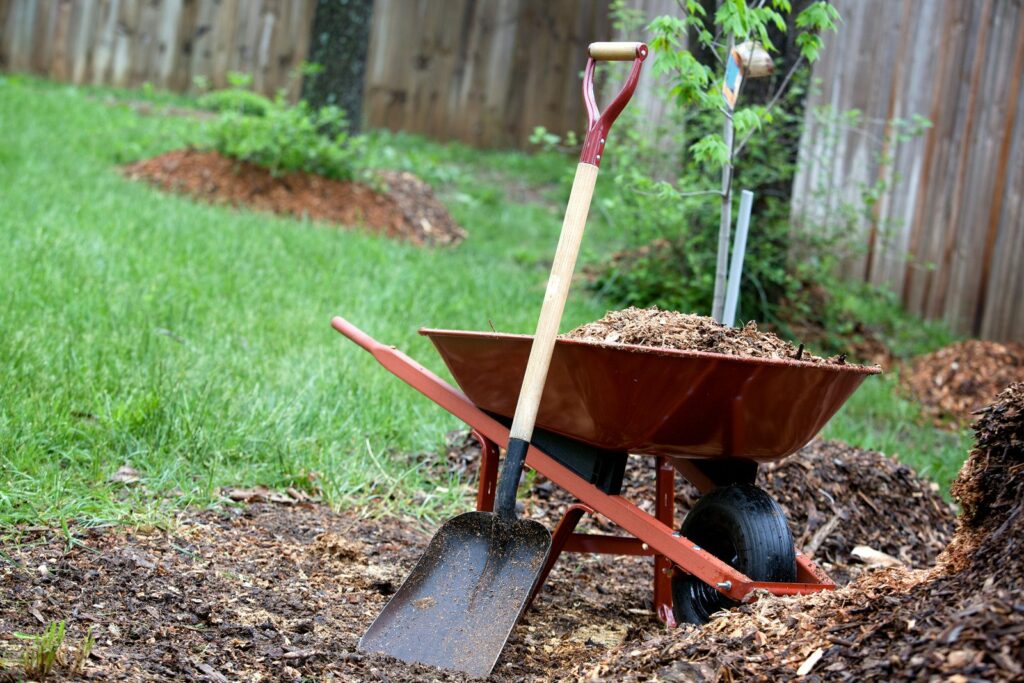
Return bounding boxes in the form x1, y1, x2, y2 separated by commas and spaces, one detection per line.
302, 0, 375, 131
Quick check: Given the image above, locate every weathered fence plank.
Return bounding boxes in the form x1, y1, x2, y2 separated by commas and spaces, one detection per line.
0, 0, 314, 95
361, 0, 612, 148
792, 0, 1024, 340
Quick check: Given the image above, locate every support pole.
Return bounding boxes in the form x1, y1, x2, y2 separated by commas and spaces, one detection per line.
723, 189, 754, 327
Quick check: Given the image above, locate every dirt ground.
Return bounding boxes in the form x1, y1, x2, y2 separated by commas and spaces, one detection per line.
0, 437, 957, 682
122, 150, 466, 247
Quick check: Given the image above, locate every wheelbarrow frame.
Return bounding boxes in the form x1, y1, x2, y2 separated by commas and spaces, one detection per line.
333, 317, 835, 623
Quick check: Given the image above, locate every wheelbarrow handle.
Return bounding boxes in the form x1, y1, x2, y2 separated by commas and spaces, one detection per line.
580, 42, 648, 167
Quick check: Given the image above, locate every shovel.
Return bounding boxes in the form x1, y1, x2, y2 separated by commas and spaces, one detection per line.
358, 41, 648, 678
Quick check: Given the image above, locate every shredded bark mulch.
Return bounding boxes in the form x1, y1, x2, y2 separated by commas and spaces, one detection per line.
582, 382, 1024, 682
903, 340, 1024, 426
0, 438, 956, 681
122, 150, 466, 247
564, 307, 853, 365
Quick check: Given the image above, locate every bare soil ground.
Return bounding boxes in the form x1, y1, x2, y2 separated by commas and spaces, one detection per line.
0, 437, 956, 681
903, 340, 1024, 426
122, 150, 466, 247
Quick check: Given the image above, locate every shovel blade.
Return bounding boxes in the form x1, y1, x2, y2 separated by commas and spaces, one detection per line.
358, 511, 551, 678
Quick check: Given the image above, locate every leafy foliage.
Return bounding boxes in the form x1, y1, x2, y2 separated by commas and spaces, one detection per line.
537, 1, 937, 358
197, 89, 273, 116
13, 621, 66, 680
205, 95, 360, 181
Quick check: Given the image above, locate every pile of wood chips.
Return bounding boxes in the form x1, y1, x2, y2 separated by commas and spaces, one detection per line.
564, 307, 843, 364
375, 170, 467, 246
903, 340, 1024, 425
578, 383, 1024, 682
122, 150, 466, 247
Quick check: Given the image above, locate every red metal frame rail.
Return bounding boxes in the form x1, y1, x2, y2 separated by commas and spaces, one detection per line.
332, 317, 835, 622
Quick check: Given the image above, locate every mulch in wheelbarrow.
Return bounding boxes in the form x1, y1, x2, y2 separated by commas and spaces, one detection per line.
122, 150, 466, 247
0, 436, 957, 682
564, 307, 853, 365
903, 339, 1024, 427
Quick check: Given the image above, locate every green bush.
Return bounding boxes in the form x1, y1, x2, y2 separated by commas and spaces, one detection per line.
197, 89, 273, 116
206, 97, 359, 180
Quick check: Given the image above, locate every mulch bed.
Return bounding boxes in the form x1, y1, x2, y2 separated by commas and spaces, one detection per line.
122, 150, 466, 247
583, 382, 1024, 682
903, 339, 1024, 426
0, 437, 956, 681
564, 307, 854, 365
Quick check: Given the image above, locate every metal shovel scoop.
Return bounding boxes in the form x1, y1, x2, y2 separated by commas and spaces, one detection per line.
357, 41, 647, 678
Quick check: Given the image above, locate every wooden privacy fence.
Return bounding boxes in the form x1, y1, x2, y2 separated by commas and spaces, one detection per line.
361, 0, 610, 148
792, 0, 1024, 341
0, 0, 317, 98
0, 0, 617, 145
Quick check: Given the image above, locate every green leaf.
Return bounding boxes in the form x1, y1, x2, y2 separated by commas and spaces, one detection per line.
733, 107, 764, 138
689, 134, 730, 168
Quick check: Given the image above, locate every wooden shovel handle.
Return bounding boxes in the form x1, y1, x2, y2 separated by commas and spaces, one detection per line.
509, 162, 600, 442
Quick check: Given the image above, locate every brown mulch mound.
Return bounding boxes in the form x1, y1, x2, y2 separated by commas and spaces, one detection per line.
582, 383, 1024, 682
0, 438, 955, 681
122, 149, 466, 246
903, 340, 1024, 426
564, 307, 851, 365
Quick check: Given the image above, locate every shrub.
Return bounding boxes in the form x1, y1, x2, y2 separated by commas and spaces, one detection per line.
206, 96, 359, 181
197, 89, 273, 116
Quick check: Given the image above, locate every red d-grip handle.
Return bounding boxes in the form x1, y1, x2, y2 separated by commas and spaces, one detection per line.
580, 41, 648, 167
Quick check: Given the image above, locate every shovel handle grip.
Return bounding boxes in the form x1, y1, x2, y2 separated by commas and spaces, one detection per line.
588, 41, 645, 61
579, 42, 647, 166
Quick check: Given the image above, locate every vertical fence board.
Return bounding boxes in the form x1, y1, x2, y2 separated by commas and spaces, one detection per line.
792, 0, 1024, 340
1, 0, 314, 96
362, 0, 611, 148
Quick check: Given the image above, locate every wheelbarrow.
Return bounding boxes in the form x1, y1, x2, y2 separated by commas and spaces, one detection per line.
334, 40, 880, 678
334, 318, 879, 661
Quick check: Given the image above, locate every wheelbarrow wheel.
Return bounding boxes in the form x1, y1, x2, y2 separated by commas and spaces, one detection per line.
671, 484, 796, 625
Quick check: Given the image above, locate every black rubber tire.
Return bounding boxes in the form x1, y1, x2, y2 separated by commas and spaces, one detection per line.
671, 484, 796, 625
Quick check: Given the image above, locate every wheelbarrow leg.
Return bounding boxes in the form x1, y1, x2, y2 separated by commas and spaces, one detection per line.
525, 502, 594, 610
472, 430, 500, 512
654, 457, 677, 627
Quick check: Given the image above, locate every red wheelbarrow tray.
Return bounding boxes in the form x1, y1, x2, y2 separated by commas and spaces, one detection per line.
420, 328, 880, 462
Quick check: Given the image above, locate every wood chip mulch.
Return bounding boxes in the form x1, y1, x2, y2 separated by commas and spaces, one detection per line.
564, 307, 855, 365
0, 436, 957, 682
122, 150, 466, 247
903, 339, 1024, 426
581, 382, 1024, 682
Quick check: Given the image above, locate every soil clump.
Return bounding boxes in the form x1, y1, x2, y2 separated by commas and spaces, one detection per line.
565, 307, 851, 365
904, 339, 1024, 426
122, 149, 466, 246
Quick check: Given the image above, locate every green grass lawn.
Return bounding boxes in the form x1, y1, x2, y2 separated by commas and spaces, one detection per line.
0, 76, 970, 530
